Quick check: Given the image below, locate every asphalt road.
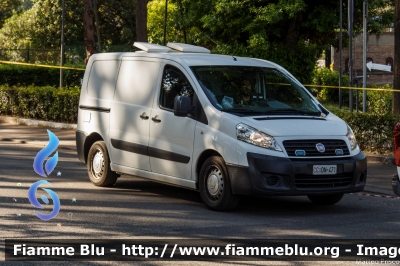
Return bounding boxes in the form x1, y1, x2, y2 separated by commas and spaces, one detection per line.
1, 141, 400, 266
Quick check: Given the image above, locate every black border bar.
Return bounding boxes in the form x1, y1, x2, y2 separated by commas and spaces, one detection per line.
5, 239, 400, 261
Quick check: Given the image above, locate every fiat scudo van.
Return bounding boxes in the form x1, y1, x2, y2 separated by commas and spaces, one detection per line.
76, 42, 367, 211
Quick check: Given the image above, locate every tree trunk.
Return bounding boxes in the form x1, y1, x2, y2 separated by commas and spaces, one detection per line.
177, 0, 187, 43
136, 0, 148, 42
393, 0, 400, 114
93, 0, 102, 53
286, 13, 303, 50
83, 0, 96, 64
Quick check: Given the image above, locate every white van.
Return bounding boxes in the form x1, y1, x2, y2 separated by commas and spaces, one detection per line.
76, 42, 367, 211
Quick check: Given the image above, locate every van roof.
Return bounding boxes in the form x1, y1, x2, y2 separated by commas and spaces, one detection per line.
89, 51, 280, 69
88, 42, 282, 68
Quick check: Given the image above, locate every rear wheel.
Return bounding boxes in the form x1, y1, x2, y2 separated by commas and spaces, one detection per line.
199, 156, 240, 211
307, 193, 344, 205
87, 141, 118, 187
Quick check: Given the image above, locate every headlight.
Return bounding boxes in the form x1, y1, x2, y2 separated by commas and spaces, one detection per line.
236, 123, 282, 151
346, 125, 357, 150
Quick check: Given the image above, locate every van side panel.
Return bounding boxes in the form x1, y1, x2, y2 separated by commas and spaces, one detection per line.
80, 60, 120, 109
77, 59, 120, 154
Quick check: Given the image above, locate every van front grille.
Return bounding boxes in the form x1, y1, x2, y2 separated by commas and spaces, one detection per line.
283, 139, 350, 157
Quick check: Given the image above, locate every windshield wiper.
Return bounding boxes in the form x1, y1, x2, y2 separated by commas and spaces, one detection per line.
222, 108, 268, 115
223, 108, 321, 117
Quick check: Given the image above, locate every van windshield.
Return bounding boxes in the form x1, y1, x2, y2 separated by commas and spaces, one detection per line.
190, 66, 322, 116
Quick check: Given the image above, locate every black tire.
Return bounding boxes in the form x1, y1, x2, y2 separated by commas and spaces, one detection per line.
392, 174, 400, 196
307, 193, 344, 205
87, 141, 118, 187
199, 156, 240, 211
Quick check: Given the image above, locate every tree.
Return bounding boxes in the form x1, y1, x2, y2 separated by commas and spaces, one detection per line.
394, 0, 400, 115
0, 0, 22, 28
147, 0, 393, 83
201, 0, 394, 83
0, 0, 136, 50
96, 0, 135, 46
83, 0, 96, 64
0, 0, 84, 49
147, 0, 179, 44
136, 0, 147, 41
147, 0, 214, 45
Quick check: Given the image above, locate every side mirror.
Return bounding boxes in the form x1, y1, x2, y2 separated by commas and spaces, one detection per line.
174, 96, 193, 117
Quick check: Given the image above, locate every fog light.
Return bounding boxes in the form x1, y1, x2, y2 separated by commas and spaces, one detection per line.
267, 175, 279, 186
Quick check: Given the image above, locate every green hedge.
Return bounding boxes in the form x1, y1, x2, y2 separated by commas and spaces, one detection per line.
334, 110, 399, 154
0, 85, 80, 123
311, 68, 350, 103
0, 64, 84, 87
0, 84, 398, 154
364, 84, 392, 115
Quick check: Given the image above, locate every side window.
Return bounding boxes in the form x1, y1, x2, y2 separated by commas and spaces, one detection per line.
159, 65, 195, 110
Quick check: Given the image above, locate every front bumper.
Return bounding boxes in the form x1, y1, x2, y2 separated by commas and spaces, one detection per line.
227, 152, 367, 196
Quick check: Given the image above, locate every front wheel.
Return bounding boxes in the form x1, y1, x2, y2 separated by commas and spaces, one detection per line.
199, 156, 240, 211
307, 193, 344, 205
87, 141, 118, 187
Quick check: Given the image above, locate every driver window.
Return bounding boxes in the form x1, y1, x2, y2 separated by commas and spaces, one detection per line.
159, 65, 195, 110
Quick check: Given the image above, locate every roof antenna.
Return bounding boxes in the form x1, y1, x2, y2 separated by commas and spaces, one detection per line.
232, 56, 237, 61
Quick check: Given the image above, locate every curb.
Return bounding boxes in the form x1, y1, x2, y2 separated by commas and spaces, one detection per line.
363, 186, 395, 196
0, 116, 76, 151
366, 154, 395, 165
351, 192, 400, 199
0, 116, 76, 130
0, 138, 76, 151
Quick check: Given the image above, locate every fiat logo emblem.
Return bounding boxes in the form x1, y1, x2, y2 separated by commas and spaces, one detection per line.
316, 143, 325, 153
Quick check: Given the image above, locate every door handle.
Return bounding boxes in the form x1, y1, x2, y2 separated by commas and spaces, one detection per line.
140, 113, 149, 120
152, 116, 161, 123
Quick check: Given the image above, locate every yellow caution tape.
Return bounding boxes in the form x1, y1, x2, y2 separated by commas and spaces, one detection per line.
265, 82, 400, 93
0, 60, 398, 92
0, 60, 85, 71
303, 84, 400, 92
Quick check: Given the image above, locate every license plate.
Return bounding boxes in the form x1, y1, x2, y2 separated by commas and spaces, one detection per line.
313, 165, 337, 175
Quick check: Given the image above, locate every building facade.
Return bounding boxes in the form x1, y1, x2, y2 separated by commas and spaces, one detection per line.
333, 32, 394, 86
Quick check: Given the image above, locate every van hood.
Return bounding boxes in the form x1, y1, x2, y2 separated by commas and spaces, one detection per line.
230, 114, 348, 137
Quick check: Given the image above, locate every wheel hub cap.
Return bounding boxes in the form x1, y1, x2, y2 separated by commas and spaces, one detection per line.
92, 151, 104, 175
207, 172, 220, 196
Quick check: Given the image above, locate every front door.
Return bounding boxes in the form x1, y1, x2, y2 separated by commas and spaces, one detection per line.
148, 62, 197, 179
